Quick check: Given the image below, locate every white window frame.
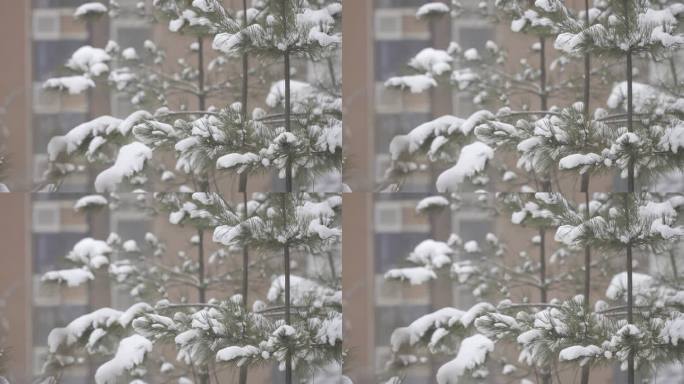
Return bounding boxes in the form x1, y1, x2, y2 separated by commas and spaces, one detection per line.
374, 8, 430, 41
32, 200, 61, 233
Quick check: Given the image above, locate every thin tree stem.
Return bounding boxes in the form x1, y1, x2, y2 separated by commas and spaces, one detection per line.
539, 229, 547, 304
283, 0, 293, 193
284, 48, 293, 192
196, 35, 210, 384
581, 2, 592, 381
623, 0, 635, 381
239, 2, 250, 382
281, 195, 293, 384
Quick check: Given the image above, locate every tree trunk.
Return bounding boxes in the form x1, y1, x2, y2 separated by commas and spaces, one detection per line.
284, 48, 293, 192
580, 2, 592, 381
196, 35, 210, 384
281, 195, 293, 384
282, 0, 293, 192
239, 2, 250, 382
623, 0, 635, 381
537, 37, 552, 384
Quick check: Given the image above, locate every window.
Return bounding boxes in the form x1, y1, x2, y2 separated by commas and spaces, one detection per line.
375, 40, 430, 81
374, 232, 430, 272
374, 7, 430, 40
374, 113, 431, 154
375, 82, 403, 113
32, 232, 85, 273
375, 12, 402, 39
32, 305, 88, 347
111, 211, 148, 249
33, 40, 85, 81
32, 9, 60, 40
374, 304, 431, 345
32, 201, 61, 233
32, 82, 60, 114
33, 274, 88, 306
33, 113, 87, 153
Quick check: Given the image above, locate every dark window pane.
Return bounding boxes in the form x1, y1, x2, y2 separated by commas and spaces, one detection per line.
33, 233, 85, 274
33, 305, 88, 347
33, 113, 87, 153
375, 113, 431, 154
374, 232, 429, 273
375, 40, 429, 81
375, 304, 431, 345
33, 40, 85, 81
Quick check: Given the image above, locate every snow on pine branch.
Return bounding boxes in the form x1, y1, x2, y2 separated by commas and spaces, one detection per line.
416, 2, 450, 20
436, 141, 494, 193
74, 2, 108, 20
41, 268, 95, 288
94, 334, 152, 384
435, 334, 494, 384
94, 142, 152, 193
43, 76, 95, 95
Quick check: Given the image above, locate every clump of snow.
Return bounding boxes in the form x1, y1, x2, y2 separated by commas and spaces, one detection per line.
121, 47, 138, 60
554, 32, 585, 55
74, 3, 108, 19
390, 307, 466, 351
388, 115, 464, 160
66, 46, 111, 76
385, 75, 437, 93
559, 345, 602, 365
463, 240, 480, 253
463, 48, 480, 61
66, 237, 112, 268
41, 268, 94, 287
436, 334, 494, 384
121, 110, 151, 135
265, 80, 316, 112
216, 345, 260, 365
316, 313, 343, 346
47, 116, 123, 161
119, 303, 153, 327
94, 142, 152, 192
409, 48, 452, 76
385, 267, 437, 285
606, 82, 681, 114
267, 275, 340, 306
47, 308, 123, 353
43, 76, 95, 95
74, 195, 108, 211
436, 142, 493, 192
605, 272, 654, 304
95, 335, 153, 384
416, 2, 450, 19
660, 317, 684, 346
408, 239, 454, 268
213, 224, 242, 245
216, 153, 260, 172
416, 196, 450, 213
558, 153, 602, 173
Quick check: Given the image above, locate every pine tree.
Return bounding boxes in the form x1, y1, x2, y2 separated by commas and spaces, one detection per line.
42, 0, 342, 194
39, 191, 344, 383
380, 2, 684, 382
37, 1, 344, 383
